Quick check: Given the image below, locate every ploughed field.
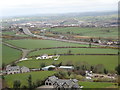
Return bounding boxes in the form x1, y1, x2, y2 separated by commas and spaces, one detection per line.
49, 27, 118, 38
2, 44, 22, 65
4, 71, 56, 88
17, 55, 118, 71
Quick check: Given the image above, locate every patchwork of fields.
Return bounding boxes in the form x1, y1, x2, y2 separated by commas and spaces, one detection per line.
17, 55, 118, 71
49, 27, 118, 38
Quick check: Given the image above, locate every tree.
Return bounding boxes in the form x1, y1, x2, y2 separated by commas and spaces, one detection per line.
89, 43, 91, 48
13, 80, 21, 90
58, 62, 62, 67
93, 64, 104, 74
40, 63, 45, 68
2, 63, 5, 70
67, 71, 71, 76
115, 64, 120, 75
104, 68, 108, 74
68, 50, 72, 54
27, 75, 32, 89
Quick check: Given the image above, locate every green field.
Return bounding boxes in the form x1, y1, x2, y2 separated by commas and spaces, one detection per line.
28, 48, 118, 57
4, 71, 56, 88
17, 55, 118, 71
79, 81, 117, 88
2, 31, 16, 35
2, 44, 22, 65
5, 39, 94, 49
50, 27, 118, 38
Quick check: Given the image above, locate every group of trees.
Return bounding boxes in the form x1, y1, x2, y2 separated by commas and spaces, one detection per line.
13, 75, 44, 89
74, 63, 108, 75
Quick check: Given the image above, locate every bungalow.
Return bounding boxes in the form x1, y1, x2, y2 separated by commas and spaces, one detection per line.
45, 76, 81, 89
59, 66, 74, 70
42, 65, 56, 71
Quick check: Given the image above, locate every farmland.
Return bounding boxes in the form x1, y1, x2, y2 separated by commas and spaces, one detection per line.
2, 44, 22, 65
5, 39, 95, 49
78, 81, 117, 88
4, 71, 56, 88
28, 48, 118, 57
49, 27, 118, 38
17, 55, 118, 71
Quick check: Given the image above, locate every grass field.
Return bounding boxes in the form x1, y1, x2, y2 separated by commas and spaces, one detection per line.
2, 44, 22, 65
17, 55, 118, 71
78, 81, 117, 88
5, 39, 95, 49
49, 27, 118, 38
4, 71, 56, 88
28, 48, 118, 57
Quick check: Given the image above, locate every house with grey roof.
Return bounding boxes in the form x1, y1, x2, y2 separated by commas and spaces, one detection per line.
21, 66, 30, 73
6, 65, 21, 74
5, 65, 30, 74
45, 76, 81, 89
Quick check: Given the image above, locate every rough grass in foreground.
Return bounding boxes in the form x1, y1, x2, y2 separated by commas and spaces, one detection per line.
78, 81, 118, 88
5, 71, 56, 88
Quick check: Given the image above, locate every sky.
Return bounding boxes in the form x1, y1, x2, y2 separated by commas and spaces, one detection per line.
0, 0, 119, 17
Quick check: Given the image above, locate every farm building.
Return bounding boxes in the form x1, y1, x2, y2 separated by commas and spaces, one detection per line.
59, 66, 74, 70
42, 65, 56, 71
45, 76, 81, 89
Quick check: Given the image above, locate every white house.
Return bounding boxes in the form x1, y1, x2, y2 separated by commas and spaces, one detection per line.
85, 71, 93, 80
36, 54, 49, 59
42, 65, 56, 71
36, 54, 54, 60
21, 66, 30, 73
59, 66, 74, 70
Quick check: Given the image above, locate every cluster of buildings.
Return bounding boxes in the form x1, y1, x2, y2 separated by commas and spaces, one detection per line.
44, 76, 83, 89
4, 65, 30, 75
